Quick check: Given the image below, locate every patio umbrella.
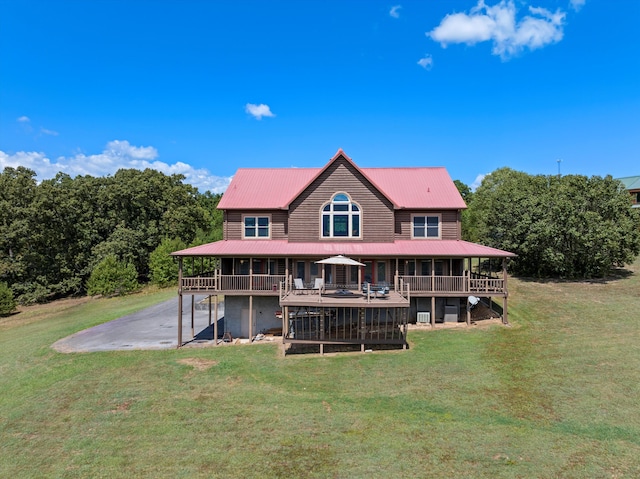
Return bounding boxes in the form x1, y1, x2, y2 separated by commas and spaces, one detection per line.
315, 255, 365, 266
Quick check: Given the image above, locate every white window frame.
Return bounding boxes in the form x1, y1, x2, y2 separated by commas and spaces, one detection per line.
320, 192, 362, 239
243, 214, 271, 239
411, 214, 441, 239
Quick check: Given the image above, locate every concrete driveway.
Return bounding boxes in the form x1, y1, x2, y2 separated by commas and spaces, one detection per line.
52, 295, 224, 353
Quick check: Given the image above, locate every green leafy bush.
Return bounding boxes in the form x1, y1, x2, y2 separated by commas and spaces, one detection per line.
149, 237, 186, 287
86, 255, 139, 297
0, 282, 17, 315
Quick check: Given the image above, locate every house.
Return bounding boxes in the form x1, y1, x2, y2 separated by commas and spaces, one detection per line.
617, 175, 640, 208
171, 150, 515, 352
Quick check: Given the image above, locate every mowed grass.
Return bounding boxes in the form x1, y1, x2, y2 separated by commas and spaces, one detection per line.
1, 264, 640, 479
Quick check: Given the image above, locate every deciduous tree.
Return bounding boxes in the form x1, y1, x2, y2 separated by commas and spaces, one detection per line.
149, 237, 186, 286
468, 168, 640, 277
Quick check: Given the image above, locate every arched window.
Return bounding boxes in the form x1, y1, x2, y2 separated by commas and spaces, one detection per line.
321, 193, 361, 238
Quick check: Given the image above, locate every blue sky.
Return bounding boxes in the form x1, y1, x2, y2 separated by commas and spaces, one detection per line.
1, 0, 638, 193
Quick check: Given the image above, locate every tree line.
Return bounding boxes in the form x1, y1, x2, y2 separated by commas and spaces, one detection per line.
2, 164, 639, 314
0, 166, 222, 307
459, 168, 640, 278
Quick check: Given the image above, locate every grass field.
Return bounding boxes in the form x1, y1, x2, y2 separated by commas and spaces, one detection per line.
1, 264, 639, 478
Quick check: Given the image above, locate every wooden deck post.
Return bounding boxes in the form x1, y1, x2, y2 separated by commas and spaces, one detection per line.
502, 258, 509, 324
208, 295, 212, 327
177, 257, 183, 348
431, 258, 435, 292
403, 309, 407, 350
191, 295, 195, 339
249, 295, 254, 340
502, 296, 508, 324
285, 259, 289, 291
283, 306, 289, 338
431, 296, 435, 327
214, 295, 219, 345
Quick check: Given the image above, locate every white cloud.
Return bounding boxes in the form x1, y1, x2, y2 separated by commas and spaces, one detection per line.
428, 0, 565, 60
245, 103, 275, 120
471, 173, 486, 191
104, 139, 158, 160
389, 5, 402, 18
570, 0, 585, 11
417, 54, 433, 70
40, 128, 59, 136
0, 141, 232, 193
17, 116, 59, 136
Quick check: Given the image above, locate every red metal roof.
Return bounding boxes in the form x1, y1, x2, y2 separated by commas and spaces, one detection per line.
217, 150, 466, 210
172, 240, 515, 258
217, 168, 318, 210
364, 167, 465, 209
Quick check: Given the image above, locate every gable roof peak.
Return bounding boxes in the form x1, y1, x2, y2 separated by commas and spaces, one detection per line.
283, 148, 398, 209
331, 148, 351, 162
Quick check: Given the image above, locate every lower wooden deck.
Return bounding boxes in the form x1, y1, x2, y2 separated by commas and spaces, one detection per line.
280, 304, 408, 350
280, 289, 409, 308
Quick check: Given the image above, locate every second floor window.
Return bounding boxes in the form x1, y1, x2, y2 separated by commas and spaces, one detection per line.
244, 216, 270, 238
413, 215, 440, 238
322, 193, 361, 238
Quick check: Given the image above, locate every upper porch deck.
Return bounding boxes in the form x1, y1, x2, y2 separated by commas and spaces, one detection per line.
179, 271, 506, 297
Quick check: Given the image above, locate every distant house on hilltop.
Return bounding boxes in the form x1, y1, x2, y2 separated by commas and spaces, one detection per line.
171, 150, 515, 353
617, 176, 640, 208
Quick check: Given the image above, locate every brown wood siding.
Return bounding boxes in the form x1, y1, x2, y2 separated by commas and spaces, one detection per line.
442, 210, 459, 240
224, 210, 288, 240
223, 210, 228, 240
394, 210, 461, 240
288, 157, 395, 242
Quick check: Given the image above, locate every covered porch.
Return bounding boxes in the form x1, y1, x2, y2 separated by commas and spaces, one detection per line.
171, 240, 515, 350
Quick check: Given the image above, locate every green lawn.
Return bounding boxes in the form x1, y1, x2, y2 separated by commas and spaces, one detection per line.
1, 265, 639, 478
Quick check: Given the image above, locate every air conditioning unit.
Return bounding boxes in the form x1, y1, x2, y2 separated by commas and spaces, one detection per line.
417, 312, 430, 323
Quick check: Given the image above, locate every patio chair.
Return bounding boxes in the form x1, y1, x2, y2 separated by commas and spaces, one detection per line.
375, 282, 390, 298
313, 278, 325, 294
362, 282, 388, 300
294, 278, 308, 294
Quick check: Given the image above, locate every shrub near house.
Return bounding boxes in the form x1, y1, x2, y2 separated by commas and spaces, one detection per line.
86, 255, 139, 297
0, 281, 16, 315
